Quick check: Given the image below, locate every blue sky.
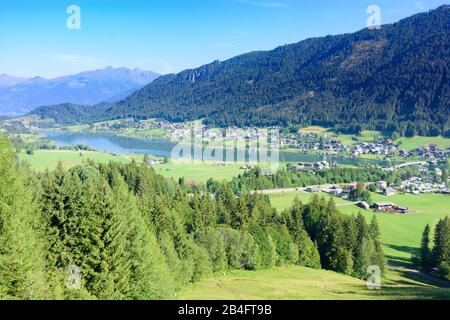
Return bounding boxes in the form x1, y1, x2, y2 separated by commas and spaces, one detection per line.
0, 0, 446, 78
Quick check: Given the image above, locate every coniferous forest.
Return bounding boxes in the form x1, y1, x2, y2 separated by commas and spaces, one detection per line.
416, 218, 450, 279
0, 137, 385, 299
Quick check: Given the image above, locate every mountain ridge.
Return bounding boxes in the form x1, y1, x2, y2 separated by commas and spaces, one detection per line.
29, 6, 450, 136
0, 67, 159, 116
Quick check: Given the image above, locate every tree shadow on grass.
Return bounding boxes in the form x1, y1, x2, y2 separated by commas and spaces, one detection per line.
334, 284, 450, 300
384, 243, 419, 266
335, 267, 450, 300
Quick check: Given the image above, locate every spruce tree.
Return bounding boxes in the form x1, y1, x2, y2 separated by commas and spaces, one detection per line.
369, 215, 385, 274
111, 173, 176, 299
0, 138, 55, 299
420, 224, 431, 271
432, 217, 450, 278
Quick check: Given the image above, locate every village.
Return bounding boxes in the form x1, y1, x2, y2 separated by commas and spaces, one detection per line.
3, 116, 449, 164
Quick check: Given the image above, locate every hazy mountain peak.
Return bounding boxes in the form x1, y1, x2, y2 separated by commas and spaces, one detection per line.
0, 67, 159, 116
0, 74, 29, 88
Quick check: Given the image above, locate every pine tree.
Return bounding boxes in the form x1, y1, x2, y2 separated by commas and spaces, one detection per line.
420, 224, 431, 271
369, 215, 385, 274
352, 213, 373, 279
0, 138, 56, 299
111, 173, 176, 299
286, 198, 320, 268
432, 217, 450, 278
195, 228, 228, 274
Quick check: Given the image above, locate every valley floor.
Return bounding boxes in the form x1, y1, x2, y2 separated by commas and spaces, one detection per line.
269, 191, 450, 266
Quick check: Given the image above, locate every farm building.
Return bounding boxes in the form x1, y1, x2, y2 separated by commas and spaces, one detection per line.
383, 187, 397, 196
371, 202, 410, 214
376, 181, 388, 190
358, 201, 370, 210
371, 202, 396, 212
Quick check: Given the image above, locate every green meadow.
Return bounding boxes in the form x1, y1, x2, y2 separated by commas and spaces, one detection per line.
18, 150, 245, 182
269, 191, 450, 266
18, 150, 142, 171
17, 149, 450, 300
397, 135, 450, 151
153, 161, 245, 183
178, 265, 450, 300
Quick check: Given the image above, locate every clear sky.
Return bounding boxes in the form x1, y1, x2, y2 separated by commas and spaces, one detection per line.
0, 0, 447, 78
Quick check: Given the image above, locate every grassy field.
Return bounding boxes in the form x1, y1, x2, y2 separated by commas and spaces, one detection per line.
398, 135, 450, 151
19, 150, 246, 182
269, 191, 450, 266
177, 265, 450, 300
18, 150, 142, 171
154, 161, 246, 183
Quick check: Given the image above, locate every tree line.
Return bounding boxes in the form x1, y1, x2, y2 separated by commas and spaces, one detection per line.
416, 217, 450, 280
205, 166, 412, 194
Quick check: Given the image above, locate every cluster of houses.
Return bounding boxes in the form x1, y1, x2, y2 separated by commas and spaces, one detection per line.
280, 131, 449, 163
409, 144, 450, 160
351, 138, 397, 157
375, 181, 397, 196
172, 126, 272, 142
400, 177, 449, 195
309, 182, 358, 199
294, 161, 331, 172
374, 177, 449, 196
305, 183, 411, 214
85, 118, 195, 134
281, 134, 346, 153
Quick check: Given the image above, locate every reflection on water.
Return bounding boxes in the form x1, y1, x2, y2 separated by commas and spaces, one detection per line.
42, 131, 397, 167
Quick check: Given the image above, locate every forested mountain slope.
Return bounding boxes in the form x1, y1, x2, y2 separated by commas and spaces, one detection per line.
30, 6, 450, 136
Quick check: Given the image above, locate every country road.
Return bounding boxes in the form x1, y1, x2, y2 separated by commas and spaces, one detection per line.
252, 184, 341, 195
252, 186, 359, 207
389, 263, 450, 288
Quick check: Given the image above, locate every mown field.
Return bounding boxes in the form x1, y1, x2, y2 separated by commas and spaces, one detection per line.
154, 161, 246, 183
18, 150, 143, 171
269, 191, 450, 266
178, 265, 450, 300
18, 150, 246, 182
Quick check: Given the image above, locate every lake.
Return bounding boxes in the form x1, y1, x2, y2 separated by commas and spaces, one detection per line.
42, 131, 398, 167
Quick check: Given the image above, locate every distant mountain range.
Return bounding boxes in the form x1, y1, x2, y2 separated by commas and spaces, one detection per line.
0, 74, 29, 88
0, 67, 159, 116
30, 6, 449, 136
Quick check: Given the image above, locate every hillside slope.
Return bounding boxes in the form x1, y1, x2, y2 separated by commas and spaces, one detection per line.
30, 6, 449, 135
177, 266, 450, 300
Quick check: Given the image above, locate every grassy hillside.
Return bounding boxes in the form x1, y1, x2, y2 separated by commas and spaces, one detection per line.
177, 265, 450, 300
397, 135, 450, 151
269, 191, 450, 265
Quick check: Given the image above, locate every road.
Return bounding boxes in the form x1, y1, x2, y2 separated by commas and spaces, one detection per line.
389, 263, 450, 288
252, 184, 342, 195
383, 161, 427, 171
